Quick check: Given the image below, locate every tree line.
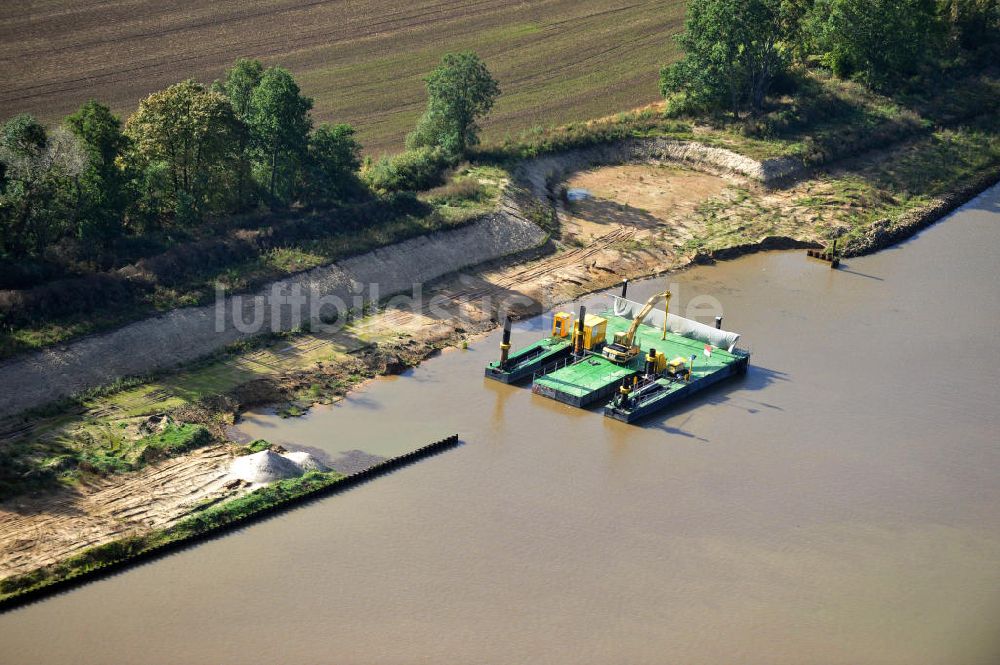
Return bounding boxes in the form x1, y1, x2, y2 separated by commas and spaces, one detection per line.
661, 0, 999, 117
0, 53, 500, 276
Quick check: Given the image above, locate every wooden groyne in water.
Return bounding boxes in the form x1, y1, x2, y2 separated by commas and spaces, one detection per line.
0, 435, 460, 613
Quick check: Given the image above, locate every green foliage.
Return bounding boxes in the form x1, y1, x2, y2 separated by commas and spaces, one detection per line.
477, 112, 694, 163
243, 439, 272, 454
302, 123, 365, 204
804, 0, 940, 89
125, 80, 240, 221
0, 114, 88, 258
223, 58, 264, 122
0, 419, 213, 503
77, 450, 133, 475
2, 113, 47, 157
64, 100, 130, 248
138, 423, 212, 462
425, 177, 486, 207
660, 0, 790, 116
248, 67, 313, 203
362, 147, 453, 193
940, 0, 1000, 62
177, 470, 343, 533
407, 52, 501, 156
223, 58, 265, 208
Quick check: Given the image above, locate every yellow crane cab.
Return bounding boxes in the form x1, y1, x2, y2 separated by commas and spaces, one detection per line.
579, 314, 607, 351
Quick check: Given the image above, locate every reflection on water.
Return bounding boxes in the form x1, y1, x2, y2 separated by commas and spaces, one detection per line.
1, 187, 999, 665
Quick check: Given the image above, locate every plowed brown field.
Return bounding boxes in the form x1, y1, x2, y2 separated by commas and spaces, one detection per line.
0, 0, 684, 153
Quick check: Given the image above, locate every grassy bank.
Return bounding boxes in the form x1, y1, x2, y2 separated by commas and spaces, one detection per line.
476, 69, 997, 167
675, 116, 1000, 257
0, 470, 346, 603
0, 309, 448, 502
0, 469, 341, 602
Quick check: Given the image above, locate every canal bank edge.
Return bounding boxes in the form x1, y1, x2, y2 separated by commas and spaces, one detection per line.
0, 435, 461, 612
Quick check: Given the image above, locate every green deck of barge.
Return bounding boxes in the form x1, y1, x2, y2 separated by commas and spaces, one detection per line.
532, 311, 740, 406
486, 337, 569, 372
485, 336, 573, 383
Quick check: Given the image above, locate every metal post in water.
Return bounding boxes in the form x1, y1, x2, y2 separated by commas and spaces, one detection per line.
620, 279, 629, 299
715, 316, 723, 329
499, 315, 512, 369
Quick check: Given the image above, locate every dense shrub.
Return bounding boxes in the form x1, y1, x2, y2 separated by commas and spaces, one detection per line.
133, 236, 259, 286
361, 147, 453, 193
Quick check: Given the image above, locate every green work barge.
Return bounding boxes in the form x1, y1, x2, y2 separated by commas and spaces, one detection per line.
485, 283, 750, 424
484, 335, 573, 384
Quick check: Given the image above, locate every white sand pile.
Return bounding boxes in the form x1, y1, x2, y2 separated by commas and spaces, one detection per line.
228, 450, 329, 486
283, 451, 328, 472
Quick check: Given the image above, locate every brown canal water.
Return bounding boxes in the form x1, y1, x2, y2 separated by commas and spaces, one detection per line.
2, 187, 999, 664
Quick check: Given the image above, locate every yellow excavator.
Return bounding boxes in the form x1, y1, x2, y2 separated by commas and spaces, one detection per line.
602, 289, 671, 364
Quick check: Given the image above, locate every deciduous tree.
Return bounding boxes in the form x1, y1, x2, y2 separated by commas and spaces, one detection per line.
0, 115, 87, 257
125, 80, 239, 221
659, 0, 789, 116
303, 123, 364, 204
65, 100, 130, 247
248, 67, 312, 204
223, 58, 264, 207
407, 52, 500, 156
804, 0, 939, 88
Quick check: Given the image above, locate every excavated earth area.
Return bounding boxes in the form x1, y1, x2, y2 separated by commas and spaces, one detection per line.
562, 164, 732, 244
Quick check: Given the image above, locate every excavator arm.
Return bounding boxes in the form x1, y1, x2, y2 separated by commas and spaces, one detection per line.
603, 290, 671, 363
